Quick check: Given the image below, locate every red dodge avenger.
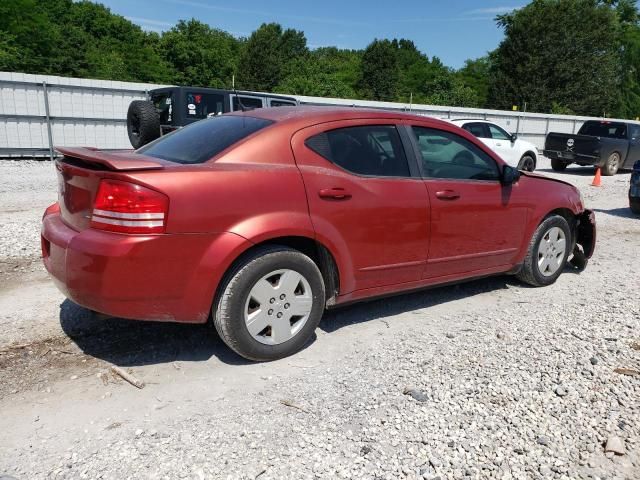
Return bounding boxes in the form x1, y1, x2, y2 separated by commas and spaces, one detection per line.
42, 107, 596, 360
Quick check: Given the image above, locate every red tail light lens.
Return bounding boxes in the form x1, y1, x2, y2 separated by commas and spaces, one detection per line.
91, 179, 169, 234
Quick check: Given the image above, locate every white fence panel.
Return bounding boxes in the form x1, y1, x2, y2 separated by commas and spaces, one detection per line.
0, 71, 631, 157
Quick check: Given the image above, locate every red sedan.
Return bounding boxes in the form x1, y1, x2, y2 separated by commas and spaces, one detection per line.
42, 108, 596, 360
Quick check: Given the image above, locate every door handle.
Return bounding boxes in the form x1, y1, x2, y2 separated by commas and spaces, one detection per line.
495, 142, 503, 146
435, 190, 460, 200
319, 187, 352, 200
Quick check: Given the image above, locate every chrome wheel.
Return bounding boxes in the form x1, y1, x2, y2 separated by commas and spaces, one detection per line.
537, 227, 567, 277
244, 269, 313, 345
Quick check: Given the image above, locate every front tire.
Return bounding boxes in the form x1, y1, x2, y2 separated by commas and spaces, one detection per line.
518, 154, 536, 172
213, 246, 326, 361
551, 158, 568, 171
516, 215, 571, 287
601, 152, 620, 176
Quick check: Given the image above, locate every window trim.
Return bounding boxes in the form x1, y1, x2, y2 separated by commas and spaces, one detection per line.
404, 124, 502, 183
303, 124, 420, 180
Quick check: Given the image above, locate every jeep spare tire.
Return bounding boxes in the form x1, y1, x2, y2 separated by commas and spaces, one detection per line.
127, 100, 160, 149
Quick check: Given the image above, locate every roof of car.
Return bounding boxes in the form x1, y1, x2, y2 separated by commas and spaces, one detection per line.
229, 106, 451, 128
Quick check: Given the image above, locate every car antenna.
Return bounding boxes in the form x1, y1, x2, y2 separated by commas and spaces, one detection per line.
232, 74, 247, 112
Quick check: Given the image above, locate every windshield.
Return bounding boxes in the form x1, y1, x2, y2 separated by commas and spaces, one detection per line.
578, 121, 628, 139
137, 115, 274, 164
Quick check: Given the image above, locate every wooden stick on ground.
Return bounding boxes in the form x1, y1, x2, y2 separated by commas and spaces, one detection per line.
111, 366, 145, 389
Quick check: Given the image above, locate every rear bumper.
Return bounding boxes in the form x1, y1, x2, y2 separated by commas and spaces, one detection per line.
41, 212, 250, 323
543, 150, 599, 165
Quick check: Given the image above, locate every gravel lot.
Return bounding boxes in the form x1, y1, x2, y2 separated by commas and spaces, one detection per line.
0, 158, 638, 480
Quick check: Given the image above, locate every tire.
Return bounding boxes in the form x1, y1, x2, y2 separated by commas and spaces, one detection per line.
518, 154, 536, 172
630, 198, 640, 215
127, 100, 160, 149
213, 246, 326, 361
601, 152, 620, 176
516, 215, 572, 287
551, 158, 568, 171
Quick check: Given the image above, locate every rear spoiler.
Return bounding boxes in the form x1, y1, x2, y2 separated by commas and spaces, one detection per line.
56, 147, 165, 171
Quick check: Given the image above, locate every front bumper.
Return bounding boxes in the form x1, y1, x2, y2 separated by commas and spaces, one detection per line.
41, 212, 250, 323
576, 209, 596, 258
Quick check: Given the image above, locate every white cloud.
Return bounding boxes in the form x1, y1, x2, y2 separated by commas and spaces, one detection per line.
464, 6, 523, 16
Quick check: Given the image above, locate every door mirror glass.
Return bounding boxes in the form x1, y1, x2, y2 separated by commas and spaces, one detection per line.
502, 165, 521, 185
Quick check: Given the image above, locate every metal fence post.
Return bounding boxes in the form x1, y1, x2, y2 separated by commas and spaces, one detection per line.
42, 81, 55, 161
516, 115, 521, 136
572, 119, 578, 134
545, 117, 550, 135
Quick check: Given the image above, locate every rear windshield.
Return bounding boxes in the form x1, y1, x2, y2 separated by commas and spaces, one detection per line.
137, 115, 273, 164
578, 121, 628, 139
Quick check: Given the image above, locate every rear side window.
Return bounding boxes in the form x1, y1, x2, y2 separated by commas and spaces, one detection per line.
138, 116, 273, 164
305, 125, 410, 177
462, 123, 488, 138
232, 96, 264, 111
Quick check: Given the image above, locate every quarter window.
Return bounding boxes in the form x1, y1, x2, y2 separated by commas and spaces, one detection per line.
232, 96, 264, 111
411, 126, 500, 181
305, 125, 411, 177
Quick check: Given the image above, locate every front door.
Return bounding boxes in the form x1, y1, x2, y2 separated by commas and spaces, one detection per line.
291, 120, 430, 294
409, 125, 528, 279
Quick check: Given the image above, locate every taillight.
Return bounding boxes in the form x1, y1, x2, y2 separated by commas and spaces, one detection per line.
90, 179, 168, 234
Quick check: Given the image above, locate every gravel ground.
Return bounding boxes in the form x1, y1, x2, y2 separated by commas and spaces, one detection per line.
0, 157, 638, 480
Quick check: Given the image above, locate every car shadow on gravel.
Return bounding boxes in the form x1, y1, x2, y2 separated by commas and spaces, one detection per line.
319, 275, 520, 333
593, 207, 637, 219
59, 300, 252, 367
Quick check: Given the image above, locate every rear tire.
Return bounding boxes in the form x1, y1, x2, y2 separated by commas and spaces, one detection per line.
213, 246, 326, 361
551, 159, 568, 171
601, 152, 620, 176
516, 215, 571, 287
127, 100, 160, 149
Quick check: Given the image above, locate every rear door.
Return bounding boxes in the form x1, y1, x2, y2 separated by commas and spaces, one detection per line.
626, 124, 640, 168
408, 125, 527, 278
291, 120, 429, 294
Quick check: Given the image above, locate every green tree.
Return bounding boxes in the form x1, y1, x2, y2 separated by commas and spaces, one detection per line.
160, 19, 239, 87
359, 39, 399, 101
488, 0, 621, 116
237, 23, 307, 91
456, 56, 491, 107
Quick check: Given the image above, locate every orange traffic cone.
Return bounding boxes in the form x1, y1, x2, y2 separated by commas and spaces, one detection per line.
591, 167, 602, 187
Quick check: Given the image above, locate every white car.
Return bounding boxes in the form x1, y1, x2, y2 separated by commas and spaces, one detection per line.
449, 119, 538, 171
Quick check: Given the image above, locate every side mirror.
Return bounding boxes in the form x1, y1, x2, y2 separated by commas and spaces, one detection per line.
502, 165, 521, 185
510, 133, 517, 143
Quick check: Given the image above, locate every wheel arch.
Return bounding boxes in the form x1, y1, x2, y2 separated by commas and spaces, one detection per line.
213, 235, 342, 312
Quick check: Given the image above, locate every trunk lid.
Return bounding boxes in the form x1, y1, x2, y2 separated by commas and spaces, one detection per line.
544, 132, 601, 155
55, 147, 167, 231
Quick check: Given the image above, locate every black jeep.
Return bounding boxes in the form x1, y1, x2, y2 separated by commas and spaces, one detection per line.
126, 87, 298, 148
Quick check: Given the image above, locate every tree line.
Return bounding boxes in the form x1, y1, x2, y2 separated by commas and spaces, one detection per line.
1, 0, 639, 117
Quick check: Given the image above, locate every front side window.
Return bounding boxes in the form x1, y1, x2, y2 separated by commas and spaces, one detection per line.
186, 92, 225, 118
305, 125, 411, 177
411, 126, 500, 181
487, 124, 511, 140
138, 115, 273, 164
462, 122, 489, 138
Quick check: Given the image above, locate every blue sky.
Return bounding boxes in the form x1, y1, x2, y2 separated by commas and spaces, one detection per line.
99, 0, 524, 68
